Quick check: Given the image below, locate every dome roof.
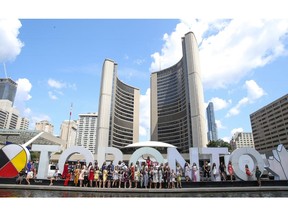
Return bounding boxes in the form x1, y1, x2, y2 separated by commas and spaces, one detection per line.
125, 141, 176, 148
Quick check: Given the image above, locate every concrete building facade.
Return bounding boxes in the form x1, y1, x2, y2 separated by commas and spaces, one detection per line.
35, 120, 54, 134
60, 120, 77, 149
76, 113, 98, 154
0, 100, 20, 130
250, 94, 288, 155
96, 59, 140, 154
230, 132, 255, 151
206, 102, 218, 142
150, 32, 207, 153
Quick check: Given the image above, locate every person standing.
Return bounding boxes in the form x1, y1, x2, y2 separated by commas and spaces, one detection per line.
228, 161, 234, 181
184, 162, 191, 182
255, 166, 262, 186
191, 163, 198, 182
62, 161, 69, 179
212, 163, 217, 181
219, 162, 227, 181
245, 164, 252, 180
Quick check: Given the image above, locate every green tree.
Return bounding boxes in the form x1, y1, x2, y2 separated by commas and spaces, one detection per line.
207, 139, 232, 152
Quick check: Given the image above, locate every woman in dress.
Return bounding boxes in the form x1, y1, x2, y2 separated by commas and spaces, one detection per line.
79, 165, 85, 187
94, 166, 100, 188
191, 163, 198, 182
219, 162, 227, 181
184, 162, 191, 182
62, 161, 69, 179
227, 161, 234, 181
245, 164, 252, 180
74, 167, 80, 186
212, 163, 217, 181
88, 164, 95, 187
176, 163, 183, 188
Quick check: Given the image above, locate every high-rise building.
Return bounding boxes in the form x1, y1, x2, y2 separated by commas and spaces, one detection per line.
0, 78, 17, 105
0, 100, 20, 129
60, 120, 77, 149
206, 102, 218, 142
250, 94, 288, 155
150, 32, 207, 153
230, 132, 254, 151
18, 117, 29, 130
35, 120, 54, 134
96, 59, 140, 154
76, 113, 98, 154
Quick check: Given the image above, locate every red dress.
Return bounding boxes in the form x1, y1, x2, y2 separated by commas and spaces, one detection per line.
62, 163, 69, 179
88, 168, 94, 181
64, 173, 71, 186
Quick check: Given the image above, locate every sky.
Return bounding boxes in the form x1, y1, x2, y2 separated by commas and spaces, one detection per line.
1, 18, 288, 143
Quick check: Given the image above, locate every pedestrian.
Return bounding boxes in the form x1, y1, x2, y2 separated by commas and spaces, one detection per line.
255, 166, 262, 186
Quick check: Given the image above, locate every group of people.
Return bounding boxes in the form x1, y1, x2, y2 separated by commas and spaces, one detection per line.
16, 158, 262, 187
60, 157, 188, 189
198, 160, 262, 186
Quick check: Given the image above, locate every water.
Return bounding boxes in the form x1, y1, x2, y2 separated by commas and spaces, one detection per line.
1, 188, 287, 197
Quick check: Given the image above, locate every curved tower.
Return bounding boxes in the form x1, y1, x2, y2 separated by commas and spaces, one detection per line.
150, 32, 207, 153
96, 59, 140, 155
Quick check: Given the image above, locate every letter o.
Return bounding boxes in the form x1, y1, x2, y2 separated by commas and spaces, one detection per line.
229, 148, 265, 181
58, 146, 94, 174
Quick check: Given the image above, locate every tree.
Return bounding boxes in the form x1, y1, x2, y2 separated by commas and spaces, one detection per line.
207, 139, 232, 152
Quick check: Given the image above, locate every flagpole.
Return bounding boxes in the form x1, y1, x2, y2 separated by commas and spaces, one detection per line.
66, 103, 73, 149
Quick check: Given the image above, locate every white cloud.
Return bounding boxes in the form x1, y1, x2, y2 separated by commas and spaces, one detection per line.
47, 78, 76, 100
208, 97, 231, 111
139, 88, 150, 139
14, 78, 32, 113
215, 119, 225, 130
222, 136, 231, 143
48, 78, 66, 89
245, 80, 266, 100
48, 91, 58, 100
13, 78, 51, 130
231, 128, 244, 137
150, 19, 288, 89
226, 80, 266, 117
0, 19, 24, 63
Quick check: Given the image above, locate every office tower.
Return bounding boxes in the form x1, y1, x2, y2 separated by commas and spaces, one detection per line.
35, 120, 54, 134
18, 117, 29, 130
0, 78, 17, 105
150, 32, 207, 153
96, 59, 140, 154
0, 100, 20, 129
206, 102, 218, 142
60, 120, 77, 149
76, 113, 98, 153
250, 94, 288, 155
231, 132, 254, 151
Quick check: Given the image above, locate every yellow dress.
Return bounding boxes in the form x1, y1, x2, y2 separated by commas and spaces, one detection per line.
103, 169, 108, 182
94, 170, 99, 181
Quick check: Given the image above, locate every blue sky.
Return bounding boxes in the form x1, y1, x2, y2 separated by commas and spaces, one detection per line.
1, 18, 288, 143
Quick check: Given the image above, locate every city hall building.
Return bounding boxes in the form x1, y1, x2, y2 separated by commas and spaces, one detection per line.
150, 32, 207, 153
96, 59, 140, 155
